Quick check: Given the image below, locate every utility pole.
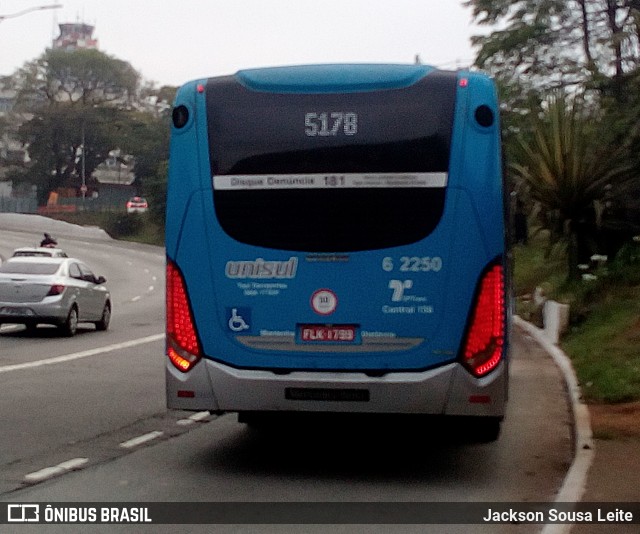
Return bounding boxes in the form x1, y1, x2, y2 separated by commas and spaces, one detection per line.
81, 122, 87, 205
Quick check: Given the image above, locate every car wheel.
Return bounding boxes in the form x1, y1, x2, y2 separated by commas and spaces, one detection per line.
60, 306, 78, 337
95, 302, 111, 331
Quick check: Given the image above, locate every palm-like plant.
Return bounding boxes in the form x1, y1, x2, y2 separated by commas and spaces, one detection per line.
511, 91, 634, 279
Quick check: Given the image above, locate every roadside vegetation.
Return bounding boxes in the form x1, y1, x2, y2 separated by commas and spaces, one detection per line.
48, 210, 164, 247
464, 0, 640, 407
514, 232, 640, 404
0, 48, 172, 213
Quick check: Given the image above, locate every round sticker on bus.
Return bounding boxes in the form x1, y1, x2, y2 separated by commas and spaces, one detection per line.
311, 289, 338, 316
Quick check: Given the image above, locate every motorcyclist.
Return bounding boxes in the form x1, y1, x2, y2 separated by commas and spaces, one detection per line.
40, 233, 58, 248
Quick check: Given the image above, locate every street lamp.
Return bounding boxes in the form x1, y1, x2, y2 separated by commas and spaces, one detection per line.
0, 4, 62, 23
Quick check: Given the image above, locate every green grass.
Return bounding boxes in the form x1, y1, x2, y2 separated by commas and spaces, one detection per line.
562, 287, 640, 403
513, 232, 640, 403
512, 232, 567, 325
49, 211, 164, 247
112, 216, 164, 246
513, 233, 568, 297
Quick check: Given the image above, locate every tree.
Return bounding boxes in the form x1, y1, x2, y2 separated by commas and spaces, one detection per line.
143, 160, 168, 226
117, 109, 171, 223
465, 0, 640, 99
11, 48, 140, 203
16, 48, 139, 109
597, 68, 640, 244
139, 82, 177, 109
466, 0, 640, 265
510, 92, 634, 278
16, 104, 130, 204
466, 0, 576, 87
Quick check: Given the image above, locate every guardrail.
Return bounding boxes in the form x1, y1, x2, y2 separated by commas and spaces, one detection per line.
0, 197, 38, 213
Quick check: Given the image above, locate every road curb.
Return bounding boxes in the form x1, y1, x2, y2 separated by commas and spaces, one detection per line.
514, 316, 594, 534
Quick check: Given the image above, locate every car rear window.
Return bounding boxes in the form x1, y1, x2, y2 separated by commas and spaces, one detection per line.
0, 262, 60, 275
13, 251, 53, 257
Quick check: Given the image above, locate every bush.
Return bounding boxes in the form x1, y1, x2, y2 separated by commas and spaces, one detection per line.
104, 213, 143, 237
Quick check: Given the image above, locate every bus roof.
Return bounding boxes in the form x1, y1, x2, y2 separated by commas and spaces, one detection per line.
234, 63, 442, 94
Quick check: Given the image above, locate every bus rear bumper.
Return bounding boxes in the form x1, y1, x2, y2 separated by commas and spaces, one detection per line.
166, 358, 507, 418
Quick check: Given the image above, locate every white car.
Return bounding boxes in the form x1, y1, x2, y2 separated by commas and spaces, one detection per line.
0, 257, 111, 336
126, 196, 148, 214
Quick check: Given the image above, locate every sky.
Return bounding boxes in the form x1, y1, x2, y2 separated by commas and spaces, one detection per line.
0, 0, 480, 87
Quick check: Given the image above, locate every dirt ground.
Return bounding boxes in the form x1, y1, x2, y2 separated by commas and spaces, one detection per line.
588, 401, 640, 440
569, 403, 640, 533
582, 402, 640, 504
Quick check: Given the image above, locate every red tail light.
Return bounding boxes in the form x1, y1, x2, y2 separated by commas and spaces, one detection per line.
462, 264, 505, 377
166, 260, 201, 372
46, 284, 65, 296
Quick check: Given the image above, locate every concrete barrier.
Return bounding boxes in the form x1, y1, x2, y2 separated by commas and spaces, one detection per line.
543, 300, 571, 344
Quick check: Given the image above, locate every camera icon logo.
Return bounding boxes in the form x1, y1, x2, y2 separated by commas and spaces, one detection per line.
8, 504, 40, 522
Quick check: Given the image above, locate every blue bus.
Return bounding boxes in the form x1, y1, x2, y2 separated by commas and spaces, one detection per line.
166, 64, 509, 441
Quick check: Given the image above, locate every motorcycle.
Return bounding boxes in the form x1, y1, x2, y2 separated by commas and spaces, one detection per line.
40, 233, 58, 248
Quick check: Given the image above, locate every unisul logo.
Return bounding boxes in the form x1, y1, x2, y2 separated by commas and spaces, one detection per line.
225, 257, 298, 279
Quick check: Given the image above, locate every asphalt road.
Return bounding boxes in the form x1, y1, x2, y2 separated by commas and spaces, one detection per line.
0, 219, 170, 491
0, 215, 574, 532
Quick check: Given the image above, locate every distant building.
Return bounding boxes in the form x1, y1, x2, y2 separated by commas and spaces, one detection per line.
52, 22, 99, 51
0, 85, 15, 114
92, 150, 135, 186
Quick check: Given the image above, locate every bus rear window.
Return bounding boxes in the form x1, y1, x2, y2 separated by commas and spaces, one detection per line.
207, 70, 457, 252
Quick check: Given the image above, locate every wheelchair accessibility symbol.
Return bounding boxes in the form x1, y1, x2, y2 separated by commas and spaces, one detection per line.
227, 307, 251, 333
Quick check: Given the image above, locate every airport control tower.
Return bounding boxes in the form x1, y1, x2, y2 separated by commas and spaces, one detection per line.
52, 22, 98, 51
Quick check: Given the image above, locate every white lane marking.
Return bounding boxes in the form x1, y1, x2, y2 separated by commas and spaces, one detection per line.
58, 457, 90, 470
152, 276, 157, 282
24, 458, 89, 483
131, 296, 142, 302
189, 411, 211, 422
119, 431, 164, 449
515, 317, 594, 534
24, 466, 64, 483
20, 415, 215, 483
0, 334, 164, 374
0, 324, 22, 333
148, 286, 154, 292
177, 411, 211, 426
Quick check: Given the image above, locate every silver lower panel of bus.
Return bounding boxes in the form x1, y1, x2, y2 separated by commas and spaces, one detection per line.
166, 358, 508, 418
